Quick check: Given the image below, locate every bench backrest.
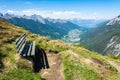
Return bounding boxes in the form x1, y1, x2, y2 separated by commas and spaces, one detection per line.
15, 33, 35, 56
15, 33, 26, 55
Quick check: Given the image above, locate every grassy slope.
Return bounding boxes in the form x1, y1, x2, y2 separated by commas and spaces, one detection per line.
61, 46, 120, 80
0, 20, 41, 80
0, 20, 120, 80
0, 20, 69, 80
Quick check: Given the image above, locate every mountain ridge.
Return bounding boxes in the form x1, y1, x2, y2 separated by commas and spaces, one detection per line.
0, 13, 85, 39
80, 15, 120, 56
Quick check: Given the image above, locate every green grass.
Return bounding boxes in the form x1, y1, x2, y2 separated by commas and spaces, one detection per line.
0, 20, 41, 79
108, 73, 120, 80
0, 41, 41, 80
61, 47, 120, 80
71, 46, 118, 72
107, 55, 120, 62
36, 39, 68, 53
1, 68, 40, 80
61, 51, 100, 80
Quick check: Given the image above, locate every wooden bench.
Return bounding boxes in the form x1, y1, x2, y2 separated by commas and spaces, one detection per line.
15, 33, 35, 57
15, 34, 50, 71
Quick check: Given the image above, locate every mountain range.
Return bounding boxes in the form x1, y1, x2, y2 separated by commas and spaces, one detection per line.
80, 15, 120, 56
69, 18, 107, 28
1, 13, 120, 56
0, 13, 86, 39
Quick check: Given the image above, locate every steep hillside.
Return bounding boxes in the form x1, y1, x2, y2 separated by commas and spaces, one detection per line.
0, 20, 120, 80
81, 15, 120, 56
0, 13, 85, 39
0, 20, 69, 80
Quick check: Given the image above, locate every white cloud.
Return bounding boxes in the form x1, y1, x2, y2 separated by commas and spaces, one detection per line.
6, 9, 82, 19
5, 9, 108, 20
52, 11, 81, 19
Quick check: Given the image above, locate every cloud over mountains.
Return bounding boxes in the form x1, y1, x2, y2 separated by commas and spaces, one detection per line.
4, 9, 103, 19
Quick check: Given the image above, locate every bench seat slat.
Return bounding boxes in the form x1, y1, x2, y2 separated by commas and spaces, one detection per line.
31, 41, 35, 56
18, 41, 26, 55
27, 42, 32, 56
21, 41, 30, 56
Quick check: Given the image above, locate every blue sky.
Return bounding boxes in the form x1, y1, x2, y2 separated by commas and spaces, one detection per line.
0, 0, 120, 19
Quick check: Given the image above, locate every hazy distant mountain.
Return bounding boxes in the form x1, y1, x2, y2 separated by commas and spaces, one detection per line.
80, 15, 120, 56
0, 13, 86, 39
0, 13, 16, 19
0, 13, 3, 16
70, 19, 107, 28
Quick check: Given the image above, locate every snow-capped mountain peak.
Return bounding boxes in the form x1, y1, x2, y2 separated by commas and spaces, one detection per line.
0, 13, 16, 19
106, 15, 120, 26
20, 14, 46, 24
30, 14, 45, 24
0, 13, 3, 17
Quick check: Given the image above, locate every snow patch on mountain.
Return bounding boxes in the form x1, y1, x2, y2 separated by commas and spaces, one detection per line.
31, 14, 46, 24
20, 14, 46, 24
0, 13, 67, 24
106, 15, 120, 26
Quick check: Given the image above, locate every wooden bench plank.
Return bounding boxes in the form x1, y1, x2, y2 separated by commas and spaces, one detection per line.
27, 41, 32, 56
18, 41, 26, 55
17, 38, 26, 53
15, 33, 26, 44
31, 41, 35, 56
21, 41, 30, 56
16, 35, 26, 49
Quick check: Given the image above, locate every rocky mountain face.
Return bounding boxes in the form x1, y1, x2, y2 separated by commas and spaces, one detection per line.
80, 15, 120, 56
0, 13, 85, 39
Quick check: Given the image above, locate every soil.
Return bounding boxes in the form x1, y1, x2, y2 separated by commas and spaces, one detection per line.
40, 51, 64, 80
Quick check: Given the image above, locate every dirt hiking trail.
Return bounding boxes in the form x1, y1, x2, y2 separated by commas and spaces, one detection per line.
40, 51, 64, 80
